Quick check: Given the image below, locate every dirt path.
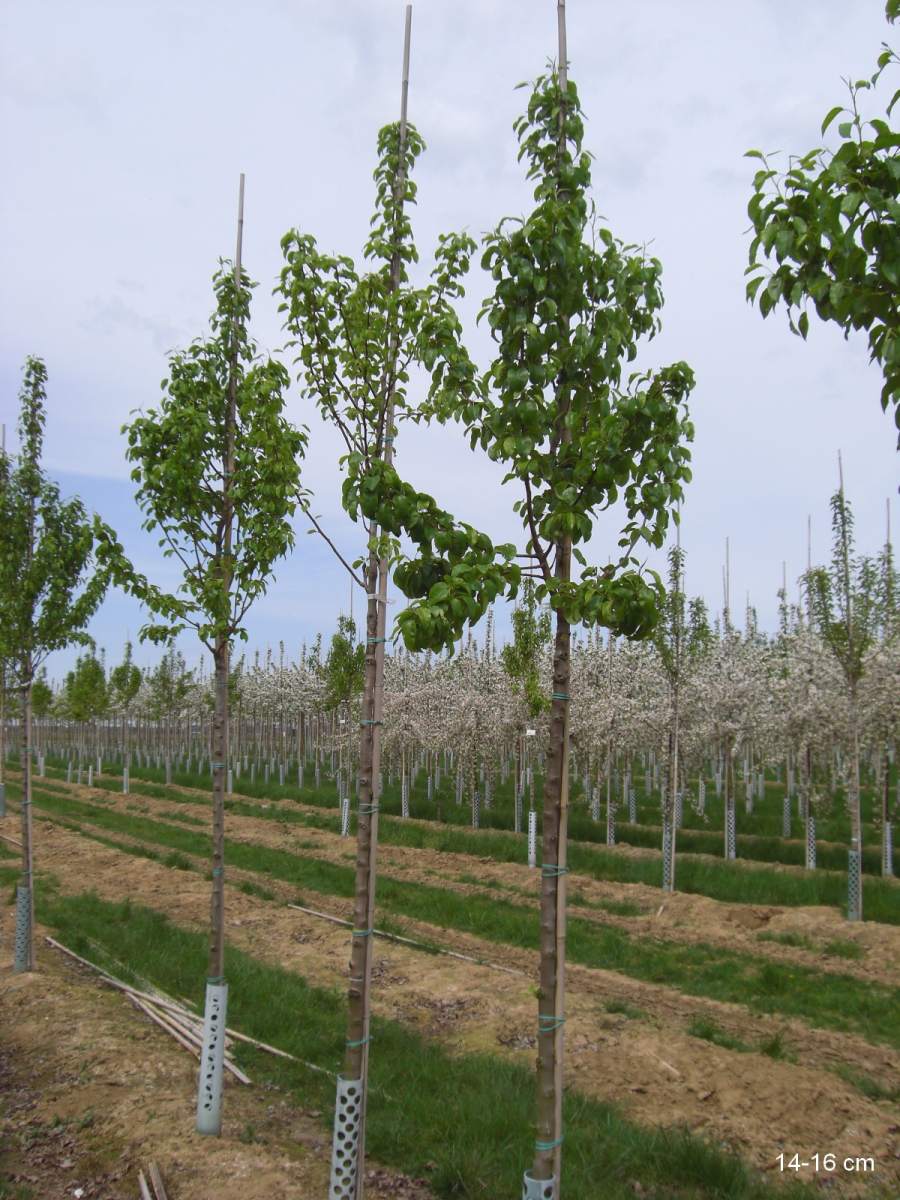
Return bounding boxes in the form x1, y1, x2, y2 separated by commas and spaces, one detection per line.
0, 911, 431, 1200
16, 816, 900, 1192
44, 773, 900, 991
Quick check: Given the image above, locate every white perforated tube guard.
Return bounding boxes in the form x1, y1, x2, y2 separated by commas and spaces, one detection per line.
523, 1171, 556, 1199
14, 885, 31, 973
196, 981, 228, 1135
884, 822, 894, 877
329, 1075, 362, 1199
806, 816, 817, 870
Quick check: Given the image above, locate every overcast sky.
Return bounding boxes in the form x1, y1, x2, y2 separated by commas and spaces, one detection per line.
2, 0, 897, 680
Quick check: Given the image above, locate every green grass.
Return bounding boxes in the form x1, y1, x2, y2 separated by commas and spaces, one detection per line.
33, 753, 897, 877
758, 1030, 794, 1062
238, 879, 276, 901
687, 1018, 794, 1062
822, 938, 865, 961
18, 783, 900, 1049
0, 864, 22, 890
35, 761, 900, 925
34, 887, 812, 1200
757, 932, 816, 951
603, 999, 646, 1020
757, 933, 866, 962
829, 1063, 900, 1104
687, 1017, 750, 1053
161, 850, 193, 871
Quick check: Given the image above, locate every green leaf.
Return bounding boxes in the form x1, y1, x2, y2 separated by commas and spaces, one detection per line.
821, 105, 845, 135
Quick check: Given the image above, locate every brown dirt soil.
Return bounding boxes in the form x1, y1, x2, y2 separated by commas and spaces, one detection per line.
14, 816, 900, 1193
0, 918, 433, 1200
48, 774, 900, 990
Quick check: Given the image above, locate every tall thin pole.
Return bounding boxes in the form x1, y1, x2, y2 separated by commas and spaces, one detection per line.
341, 11, 412, 1199
197, 172, 244, 1137
551, 3, 568, 1191
0, 424, 5, 800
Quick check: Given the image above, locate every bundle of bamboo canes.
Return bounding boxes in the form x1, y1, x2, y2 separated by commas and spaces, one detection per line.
137, 1162, 169, 1200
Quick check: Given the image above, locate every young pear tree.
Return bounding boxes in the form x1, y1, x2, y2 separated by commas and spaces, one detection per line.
279, 11, 517, 1193
374, 12, 694, 1192
109, 640, 143, 759
96, 188, 307, 1134
501, 579, 552, 816
0, 357, 109, 971
806, 472, 889, 919
322, 615, 366, 800
62, 651, 108, 761
652, 539, 711, 892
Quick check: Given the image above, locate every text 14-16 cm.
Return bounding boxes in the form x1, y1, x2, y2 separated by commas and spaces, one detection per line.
777, 1153, 874, 1173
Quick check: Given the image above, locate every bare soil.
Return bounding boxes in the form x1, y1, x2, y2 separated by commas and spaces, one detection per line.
57, 775, 900, 988
0, 927, 434, 1200
10, 809, 900, 1195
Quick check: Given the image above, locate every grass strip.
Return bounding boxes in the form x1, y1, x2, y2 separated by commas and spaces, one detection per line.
36, 887, 811, 1200
29, 766, 900, 924
25, 751, 897, 852
21, 784, 900, 1049
90, 757, 900, 874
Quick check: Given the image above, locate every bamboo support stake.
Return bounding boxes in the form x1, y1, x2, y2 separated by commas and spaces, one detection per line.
340, 11, 413, 1200
46, 936, 196, 1015
138, 1171, 154, 1200
130, 994, 201, 1058
148, 1163, 169, 1200
549, 5, 569, 1193
289, 902, 523, 975
46, 935, 324, 1077
132, 994, 251, 1083
221, 1023, 336, 1074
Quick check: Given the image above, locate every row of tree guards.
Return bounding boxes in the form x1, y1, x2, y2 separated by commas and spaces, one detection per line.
6, 717, 897, 874
2, 2, 898, 1197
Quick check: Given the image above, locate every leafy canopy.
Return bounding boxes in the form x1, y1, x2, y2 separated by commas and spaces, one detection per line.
806, 488, 896, 687
423, 70, 694, 636
96, 266, 308, 648
0, 357, 109, 682
322, 615, 366, 710
746, 8, 900, 441
109, 641, 142, 709
279, 123, 521, 652
63, 652, 109, 722
501, 579, 552, 718
652, 545, 711, 686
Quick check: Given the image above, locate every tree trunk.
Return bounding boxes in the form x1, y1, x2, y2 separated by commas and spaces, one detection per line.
18, 665, 35, 972
663, 682, 679, 891
208, 637, 228, 981
847, 686, 863, 919
533, 548, 571, 1186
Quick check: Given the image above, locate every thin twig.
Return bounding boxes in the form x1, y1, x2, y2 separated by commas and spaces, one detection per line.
301, 506, 366, 587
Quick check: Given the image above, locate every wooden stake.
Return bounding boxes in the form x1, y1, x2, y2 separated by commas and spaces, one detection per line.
148, 1162, 169, 1200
